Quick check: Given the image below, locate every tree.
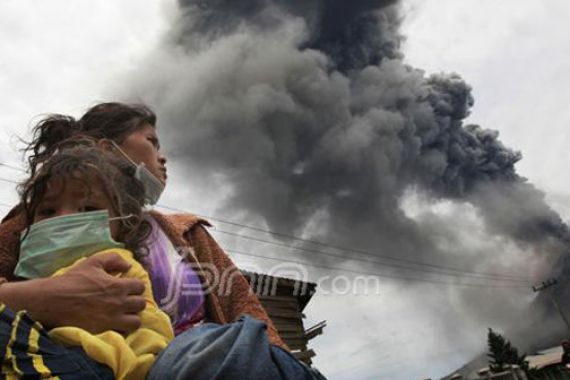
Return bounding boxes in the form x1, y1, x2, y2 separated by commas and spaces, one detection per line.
487, 328, 529, 373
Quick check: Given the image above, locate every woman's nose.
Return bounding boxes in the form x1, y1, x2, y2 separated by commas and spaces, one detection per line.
158, 152, 167, 166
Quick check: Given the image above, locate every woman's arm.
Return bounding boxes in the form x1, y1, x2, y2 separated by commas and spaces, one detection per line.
49, 249, 174, 380
0, 253, 146, 333
0, 210, 146, 333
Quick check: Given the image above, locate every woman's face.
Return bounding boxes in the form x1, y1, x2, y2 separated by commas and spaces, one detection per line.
118, 123, 167, 184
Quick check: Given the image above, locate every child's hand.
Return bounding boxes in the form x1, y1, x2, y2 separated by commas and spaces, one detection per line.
2, 253, 146, 334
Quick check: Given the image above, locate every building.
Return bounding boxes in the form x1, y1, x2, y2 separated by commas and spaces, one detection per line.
242, 270, 326, 366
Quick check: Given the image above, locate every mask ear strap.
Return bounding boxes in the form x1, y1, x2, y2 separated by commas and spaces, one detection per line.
108, 140, 139, 167
109, 214, 136, 222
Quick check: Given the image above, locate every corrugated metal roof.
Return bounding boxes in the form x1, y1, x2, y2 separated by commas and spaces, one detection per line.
240, 270, 317, 311
240, 270, 316, 286
526, 346, 563, 369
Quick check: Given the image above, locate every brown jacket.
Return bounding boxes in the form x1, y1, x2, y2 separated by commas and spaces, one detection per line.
0, 209, 286, 349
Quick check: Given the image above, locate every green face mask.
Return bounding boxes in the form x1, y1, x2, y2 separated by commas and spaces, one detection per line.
15, 210, 125, 279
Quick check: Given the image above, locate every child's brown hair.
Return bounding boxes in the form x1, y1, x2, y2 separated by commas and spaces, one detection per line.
18, 137, 151, 262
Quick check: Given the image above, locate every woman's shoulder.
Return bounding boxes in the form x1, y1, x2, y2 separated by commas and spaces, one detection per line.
1, 204, 24, 225
0, 206, 27, 280
148, 209, 212, 245
149, 210, 210, 230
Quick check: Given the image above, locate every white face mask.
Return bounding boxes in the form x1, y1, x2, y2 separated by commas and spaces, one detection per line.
134, 163, 165, 205
111, 141, 165, 205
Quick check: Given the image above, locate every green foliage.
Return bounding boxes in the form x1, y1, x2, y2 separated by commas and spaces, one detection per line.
487, 328, 529, 373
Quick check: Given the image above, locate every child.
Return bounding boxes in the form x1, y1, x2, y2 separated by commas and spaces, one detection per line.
3, 141, 174, 380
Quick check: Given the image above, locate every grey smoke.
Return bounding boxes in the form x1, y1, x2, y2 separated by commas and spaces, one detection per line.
175, 0, 400, 71
125, 0, 569, 374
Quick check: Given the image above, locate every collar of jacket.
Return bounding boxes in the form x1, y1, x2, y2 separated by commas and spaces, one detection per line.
147, 209, 211, 264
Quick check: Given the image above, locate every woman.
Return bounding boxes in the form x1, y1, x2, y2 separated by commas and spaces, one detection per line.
0, 102, 319, 379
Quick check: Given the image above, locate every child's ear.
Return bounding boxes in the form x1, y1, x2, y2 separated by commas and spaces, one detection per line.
98, 138, 117, 153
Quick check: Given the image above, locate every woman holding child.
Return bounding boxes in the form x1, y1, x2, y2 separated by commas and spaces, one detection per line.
0, 103, 321, 379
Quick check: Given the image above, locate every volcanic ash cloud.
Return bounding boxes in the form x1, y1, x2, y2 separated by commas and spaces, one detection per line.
125, 1, 570, 347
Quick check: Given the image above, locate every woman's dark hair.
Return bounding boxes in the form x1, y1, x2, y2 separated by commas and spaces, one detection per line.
25, 102, 156, 175
19, 137, 151, 263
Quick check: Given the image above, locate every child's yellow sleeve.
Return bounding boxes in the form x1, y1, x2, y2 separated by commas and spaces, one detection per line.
48, 249, 174, 380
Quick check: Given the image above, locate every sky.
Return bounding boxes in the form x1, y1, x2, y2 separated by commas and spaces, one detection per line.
1, 1, 570, 379
402, 0, 570, 221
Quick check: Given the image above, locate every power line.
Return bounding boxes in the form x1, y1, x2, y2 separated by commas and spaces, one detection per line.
225, 247, 529, 290
217, 229, 528, 284
0, 163, 544, 281
0, 188, 531, 283
0, 167, 535, 282
0, 162, 25, 173
0, 177, 18, 185
0, 204, 518, 288
155, 203, 531, 281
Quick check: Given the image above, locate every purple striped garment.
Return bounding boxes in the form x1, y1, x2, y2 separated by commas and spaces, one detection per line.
145, 216, 205, 335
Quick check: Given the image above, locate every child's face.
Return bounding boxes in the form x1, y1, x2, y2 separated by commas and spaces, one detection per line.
33, 176, 120, 239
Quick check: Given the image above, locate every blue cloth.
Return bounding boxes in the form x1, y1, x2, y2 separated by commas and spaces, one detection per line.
148, 315, 324, 380
0, 305, 113, 380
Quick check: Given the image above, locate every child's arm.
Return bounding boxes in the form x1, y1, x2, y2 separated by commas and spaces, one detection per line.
48, 249, 174, 380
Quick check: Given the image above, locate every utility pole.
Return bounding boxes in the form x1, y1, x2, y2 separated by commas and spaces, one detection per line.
533, 279, 570, 335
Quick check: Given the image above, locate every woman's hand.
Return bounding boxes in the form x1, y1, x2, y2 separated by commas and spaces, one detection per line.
0, 253, 146, 333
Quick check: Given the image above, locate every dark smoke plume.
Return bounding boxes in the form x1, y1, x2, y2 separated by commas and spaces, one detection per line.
177, 0, 401, 71
125, 0, 570, 368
